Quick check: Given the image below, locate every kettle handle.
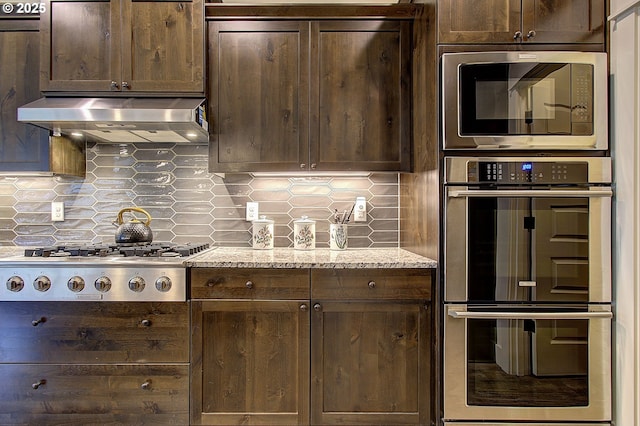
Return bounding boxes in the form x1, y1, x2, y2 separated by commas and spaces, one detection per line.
116, 207, 152, 226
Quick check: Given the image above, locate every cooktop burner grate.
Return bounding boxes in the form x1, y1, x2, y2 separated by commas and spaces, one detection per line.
24, 242, 211, 258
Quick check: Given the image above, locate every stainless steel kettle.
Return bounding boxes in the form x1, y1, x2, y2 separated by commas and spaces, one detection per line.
113, 207, 153, 244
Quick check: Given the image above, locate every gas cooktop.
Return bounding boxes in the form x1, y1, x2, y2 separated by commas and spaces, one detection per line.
0, 242, 215, 302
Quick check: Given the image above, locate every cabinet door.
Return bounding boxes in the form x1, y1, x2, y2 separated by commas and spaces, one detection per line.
208, 21, 310, 173
521, 0, 605, 44
121, 0, 204, 92
40, 0, 121, 92
438, 0, 522, 43
0, 20, 50, 172
311, 301, 430, 425
191, 300, 310, 425
311, 21, 411, 171
0, 364, 189, 425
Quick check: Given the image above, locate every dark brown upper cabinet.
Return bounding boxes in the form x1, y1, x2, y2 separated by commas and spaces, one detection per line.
208, 19, 411, 173
39, 0, 204, 94
438, 0, 605, 44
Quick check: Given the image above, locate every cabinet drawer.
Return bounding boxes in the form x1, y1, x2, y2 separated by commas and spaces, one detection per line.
312, 269, 431, 300
0, 302, 189, 363
0, 363, 189, 425
190, 268, 310, 299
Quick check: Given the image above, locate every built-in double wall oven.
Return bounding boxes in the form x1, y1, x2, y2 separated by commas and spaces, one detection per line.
442, 157, 612, 423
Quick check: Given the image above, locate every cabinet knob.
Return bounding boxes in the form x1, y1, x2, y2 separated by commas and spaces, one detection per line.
368, 280, 376, 289
110, 81, 119, 90
310, 163, 317, 170
300, 304, 308, 312
141, 380, 152, 390
31, 317, 46, 327
122, 81, 130, 89
526, 30, 536, 40
300, 163, 306, 169
313, 303, 322, 312
32, 379, 46, 390
513, 30, 522, 40
245, 280, 254, 289
140, 319, 151, 327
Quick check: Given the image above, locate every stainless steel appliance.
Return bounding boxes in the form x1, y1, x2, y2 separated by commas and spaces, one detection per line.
442, 157, 612, 422
17, 97, 209, 143
0, 243, 213, 302
441, 51, 608, 150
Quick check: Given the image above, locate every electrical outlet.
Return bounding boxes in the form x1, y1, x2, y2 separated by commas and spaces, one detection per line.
51, 202, 64, 222
246, 202, 259, 221
354, 196, 366, 222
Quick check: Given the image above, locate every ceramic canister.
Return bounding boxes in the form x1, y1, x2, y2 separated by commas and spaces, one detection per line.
252, 216, 274, 249
293, 216, 316, 250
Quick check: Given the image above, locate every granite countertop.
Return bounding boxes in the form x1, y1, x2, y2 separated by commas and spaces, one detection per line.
185, 247, 437, 269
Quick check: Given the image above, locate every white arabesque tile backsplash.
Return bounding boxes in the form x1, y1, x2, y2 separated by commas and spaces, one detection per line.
0, 142, 399, 248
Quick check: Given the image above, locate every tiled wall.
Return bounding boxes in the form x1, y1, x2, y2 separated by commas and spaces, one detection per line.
0, 142, 400, 248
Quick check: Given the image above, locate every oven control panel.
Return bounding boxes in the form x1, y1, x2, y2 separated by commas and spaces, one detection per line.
468, 161, 589, 184
0, 266, 186, 302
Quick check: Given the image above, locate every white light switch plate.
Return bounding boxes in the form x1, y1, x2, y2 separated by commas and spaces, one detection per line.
51, 202, 64, 222
354, 196, 366, 222
246, 202, 259, 221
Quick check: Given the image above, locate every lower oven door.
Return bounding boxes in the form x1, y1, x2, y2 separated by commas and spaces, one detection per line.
443, 304, 612, 422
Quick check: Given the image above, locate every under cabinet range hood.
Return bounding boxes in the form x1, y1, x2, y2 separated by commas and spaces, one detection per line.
18, 97, 209, 143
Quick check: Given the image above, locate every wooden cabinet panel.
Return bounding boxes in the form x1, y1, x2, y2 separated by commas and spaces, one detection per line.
312, 268, 431, 300
521, 0, 605, 44
311, 20, 411, 171
438, 0, 521, 43
40, 0, 203, 93
208, 21, 309, 172
40, 0, 121, 92
0, 302, 189, 363
438, 0, 605, 44
191, 300, 310, 425
311, 301, 430, 425
0, 364, 189, 425
0, 20, 51, 172
208, 19, 411, 173
190, 267, 310, 299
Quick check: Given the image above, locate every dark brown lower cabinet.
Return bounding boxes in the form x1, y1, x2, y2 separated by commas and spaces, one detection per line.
0, 302, 190, 425
311, 301, 430, 425
190, 268, 432, 425
0, 364, 189, 425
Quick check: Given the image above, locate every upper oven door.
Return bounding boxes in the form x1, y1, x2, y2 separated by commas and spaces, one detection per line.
444, 158, 612, 304
441, 51, 608, 150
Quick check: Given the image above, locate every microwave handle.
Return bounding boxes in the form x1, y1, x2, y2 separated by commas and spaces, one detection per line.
448, 189, 612, 198
447, 308, 613, 320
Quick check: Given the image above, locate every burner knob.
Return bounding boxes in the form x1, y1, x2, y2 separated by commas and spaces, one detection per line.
128, 276, 146, 293
6, 276, 25, 292
67, 276, 85, 292
33, 276, 51, 292
94, 276, 112, 293
155, 276, 172, 292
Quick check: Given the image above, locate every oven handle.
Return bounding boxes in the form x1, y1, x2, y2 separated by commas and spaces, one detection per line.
448, 189, 612, 198
447, 308, 613, 320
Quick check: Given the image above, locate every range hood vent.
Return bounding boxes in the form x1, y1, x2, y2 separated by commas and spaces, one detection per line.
18, 97, 209, 143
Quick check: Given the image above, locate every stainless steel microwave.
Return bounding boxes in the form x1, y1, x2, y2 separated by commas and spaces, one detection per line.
441, 51, 608, 150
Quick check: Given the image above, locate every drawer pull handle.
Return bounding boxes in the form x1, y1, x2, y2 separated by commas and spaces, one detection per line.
313, 303, 322, 312
31, 317, 46, 326
32, 379, 46, 390
141, 380, 152, 390
368, 280, 376, 289
245, 280, 254, 289
140, 319, 151, 327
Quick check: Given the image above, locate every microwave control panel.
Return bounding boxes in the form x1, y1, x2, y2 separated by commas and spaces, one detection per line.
468, 161, 589, 184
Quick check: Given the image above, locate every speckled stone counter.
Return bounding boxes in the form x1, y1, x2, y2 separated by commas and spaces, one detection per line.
185, 247, 437, 269
0, 246, 24, 259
